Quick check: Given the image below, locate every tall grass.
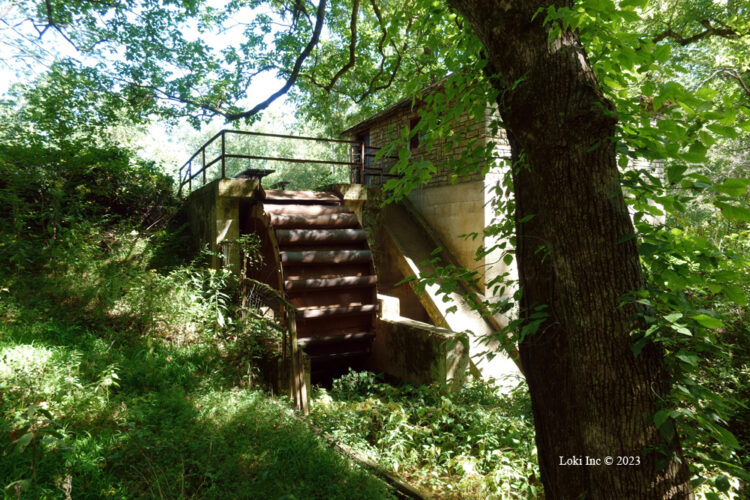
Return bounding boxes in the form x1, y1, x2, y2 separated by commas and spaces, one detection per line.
0, 219, 394, 499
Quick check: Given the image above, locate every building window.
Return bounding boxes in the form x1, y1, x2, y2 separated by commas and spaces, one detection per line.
409, 116, 421, 150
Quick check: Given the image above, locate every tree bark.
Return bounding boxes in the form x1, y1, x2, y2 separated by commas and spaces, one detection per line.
447, 1, 694, 498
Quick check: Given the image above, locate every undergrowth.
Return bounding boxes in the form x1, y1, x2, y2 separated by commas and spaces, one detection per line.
0, 130, 394, 498
0, 232, 394, 499
310, 371, 540, 499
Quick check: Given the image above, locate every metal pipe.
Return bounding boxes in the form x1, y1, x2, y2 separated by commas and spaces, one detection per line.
221, 131, 226, 179
224, 129, 360, 145
176, 129, 402, 190
360, 142, 365, 185
224, 154, 358, 166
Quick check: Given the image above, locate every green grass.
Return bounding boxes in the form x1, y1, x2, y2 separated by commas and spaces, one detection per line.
0, 310, 394, 499
0, 234, 395, 499
308, 371, 541, 499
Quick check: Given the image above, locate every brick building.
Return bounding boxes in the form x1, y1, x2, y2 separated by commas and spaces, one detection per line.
341, 83, 513, 296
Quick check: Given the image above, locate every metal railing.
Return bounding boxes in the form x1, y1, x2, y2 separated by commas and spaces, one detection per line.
177, 129, 399, 196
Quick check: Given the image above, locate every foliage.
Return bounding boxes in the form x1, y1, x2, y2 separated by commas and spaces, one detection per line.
0, 309, 393, 499
365, 1, 750, 495
0, 190, 393, 500
0, 82, 395, 497
2, 0, 749, 495
310, 371, 540, 499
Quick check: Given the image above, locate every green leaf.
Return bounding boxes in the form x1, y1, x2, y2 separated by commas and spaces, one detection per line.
658, 419, 675, 441
714, 425, 739, 449
671, 324, 692, 336
723, 284, 748, 307
675, 351, 698, 366
666, 164, 687, 184
714, 476, 731, 493
653, 409, 672, 428
690, 314, 724, 329
631, 337, 648, 357
653, 44, 671, 62
664, 312, 682, 323
13, 432, 34, 453
715, 202, 750, 222
714, 178, 750, 197
706, 124, 738, 139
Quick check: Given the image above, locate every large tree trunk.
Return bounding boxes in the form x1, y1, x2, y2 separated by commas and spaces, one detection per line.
448, 1, 693, 498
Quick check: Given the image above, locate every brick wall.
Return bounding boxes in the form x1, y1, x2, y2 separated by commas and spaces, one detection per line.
366, 103, 510, 188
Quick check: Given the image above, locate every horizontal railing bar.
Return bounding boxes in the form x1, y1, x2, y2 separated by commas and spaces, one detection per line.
178, 128, 405, 195
223, 129, 360, 145
224, 153, 359, 166
183, 155, 222, 183
178, 130, 225, 172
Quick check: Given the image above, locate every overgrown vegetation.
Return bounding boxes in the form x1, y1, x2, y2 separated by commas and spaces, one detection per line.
1, 0, 749, 494
0, 85, 395, 497
310, 371, 540, 499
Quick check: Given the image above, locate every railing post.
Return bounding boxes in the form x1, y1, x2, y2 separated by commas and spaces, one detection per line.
378, 147, 383, 186
360, 141, 365, 185
202, 147, 206, 185
178, 166, 183, 197
221, 131, 226, 179
188, 160, 192, 193
286, 307, 308, 414
351, 144, 357, 183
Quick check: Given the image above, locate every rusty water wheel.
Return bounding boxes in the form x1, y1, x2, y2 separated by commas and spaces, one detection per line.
242, 189, 378, 385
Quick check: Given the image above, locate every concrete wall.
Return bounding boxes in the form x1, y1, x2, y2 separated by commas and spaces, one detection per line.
406, 181, 486, 289
183, 178, 259, 273
336, 184, 433, 323
370, 316, 469, 391
357, 98, 513, 294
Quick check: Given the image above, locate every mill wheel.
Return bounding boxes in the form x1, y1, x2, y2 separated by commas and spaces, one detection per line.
242, 189, 378, 383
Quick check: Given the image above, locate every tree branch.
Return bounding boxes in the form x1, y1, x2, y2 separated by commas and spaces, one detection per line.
323, 0, 358, 91
357, 0, 388, 96
356, 13, 413, 102
653, 19, 742, 45
225, 0, 327, 121
721, 68, 750, 98
693, 67, 750, 99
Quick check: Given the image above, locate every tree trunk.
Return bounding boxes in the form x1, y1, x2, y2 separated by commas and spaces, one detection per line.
448, 1, 694, 498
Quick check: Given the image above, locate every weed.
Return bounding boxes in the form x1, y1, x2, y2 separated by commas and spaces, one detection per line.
310, 371, 541, 499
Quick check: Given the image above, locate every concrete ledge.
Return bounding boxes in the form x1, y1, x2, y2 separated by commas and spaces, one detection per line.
377, 293, 400, 319
371, 317, 468, 391
217, 178, 259, 198
183, 178, 260, 272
